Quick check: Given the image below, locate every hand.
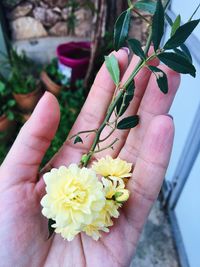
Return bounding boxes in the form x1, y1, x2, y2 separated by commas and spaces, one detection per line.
0, 49, 180, 267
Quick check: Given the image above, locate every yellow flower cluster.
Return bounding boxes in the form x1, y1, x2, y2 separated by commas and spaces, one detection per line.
41, 156, 132, 241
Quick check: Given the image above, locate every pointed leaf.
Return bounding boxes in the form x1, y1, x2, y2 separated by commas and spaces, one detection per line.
74, 136, 83, 144
105, 54, 120, 86
48, 219, 55, 239
180, 44, 193, 63
152, 0, 164, 51
128, 39, 146, 60
171, 15, 181, 36
149, 66, 168, 94
117, 115, 139, 130
164, 19, 200, 49
114, 9, 131, 51
134, 0, 156, 14
165, 13, 173, 26
158, 52, 196, 77
116, 81, 135, 116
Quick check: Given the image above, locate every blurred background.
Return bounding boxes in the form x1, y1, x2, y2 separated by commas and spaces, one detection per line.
0, 1, 199, 267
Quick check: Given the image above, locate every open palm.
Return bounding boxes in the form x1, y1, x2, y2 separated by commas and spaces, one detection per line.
0, 49, 180, 267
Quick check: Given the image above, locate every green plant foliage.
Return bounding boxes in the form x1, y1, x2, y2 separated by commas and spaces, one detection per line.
66, 0, 95, 34
164, 19, 200, 50
128, 39, 146, 60
180, 44, 193, 62
116, 81, 135, 116
165, 14, 193, 62
117, 115, 139, 130
105, 54, 120, 86
171, 15, 181, 37
7, 49, 41, 94
148, 66, 168, 94
134, 0, 156, 14
114, 9, 131, 51
0, 76, 16, 118
45, 59, 66, 85
74, 136, 83, 144
152, 0, 164, 51
158, 52, 196, 77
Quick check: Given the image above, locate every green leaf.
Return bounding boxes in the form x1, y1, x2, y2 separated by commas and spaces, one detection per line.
174, 48, 190, 61
152, 0, 164, 51
164, 19, 200, 49
117, 115, 139, 130
158, 52, 196, 77
0, 81, 5, 90
114, 9, 131, 51
148, 66, 168, 94
6, 111, 14, 121
48, 219, 55, 239
74, 136, 83, 144
105, 54, 120, 86
171, 15, 181, 36
134, 0, 156, 14
7, 99, 16, 107
128, 39, 146, 60
165, 13, 173, 26
116, 81, 135, 116
180, 44, 192, 63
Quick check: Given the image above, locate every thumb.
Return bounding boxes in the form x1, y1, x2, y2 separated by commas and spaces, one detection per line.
0, 92, 60, 186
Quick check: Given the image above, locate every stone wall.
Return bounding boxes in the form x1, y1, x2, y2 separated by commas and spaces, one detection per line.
3, 0, 93, 41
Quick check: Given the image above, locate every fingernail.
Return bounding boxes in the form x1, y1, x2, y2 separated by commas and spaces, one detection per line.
121, 47, 130, 55
166, 114, 173, 120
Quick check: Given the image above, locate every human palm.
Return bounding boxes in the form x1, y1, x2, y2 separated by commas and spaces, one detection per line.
0, 49, 180, 267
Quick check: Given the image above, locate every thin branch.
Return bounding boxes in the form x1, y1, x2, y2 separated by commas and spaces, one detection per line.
93, 138, 119, 153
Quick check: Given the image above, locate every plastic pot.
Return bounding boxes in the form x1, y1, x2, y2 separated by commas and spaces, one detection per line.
41, 71, 62, 96
57, 42, 91, 84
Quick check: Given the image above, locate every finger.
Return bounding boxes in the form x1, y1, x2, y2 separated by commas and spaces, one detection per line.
96, 47, 159, 158
0, 92, 60, 185
123, 115, 174, 235
48, 49, 129, 168
119, 66, 180, 164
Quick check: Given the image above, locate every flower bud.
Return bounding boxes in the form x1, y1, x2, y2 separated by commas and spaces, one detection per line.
114, 189, 130, 203
81, 154, 89, 165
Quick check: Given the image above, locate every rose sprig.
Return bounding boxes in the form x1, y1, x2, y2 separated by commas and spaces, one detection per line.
42, 0, 200, 240
71, 0, 199, 167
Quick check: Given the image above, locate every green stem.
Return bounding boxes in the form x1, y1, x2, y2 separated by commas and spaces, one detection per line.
82, 91, 123, 166
93, 138, 119, 154
70, 129, 97, 140
132, 9, 151, 24
82, 20, 159, 167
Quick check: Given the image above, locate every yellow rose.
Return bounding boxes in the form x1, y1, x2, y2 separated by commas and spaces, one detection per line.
92, 156, 132, 179
41, 164, 106, 239
83, 199, 120, 240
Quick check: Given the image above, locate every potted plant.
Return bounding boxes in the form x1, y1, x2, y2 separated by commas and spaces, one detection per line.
0, 78, 16, 140
41, 58, 67, 96
8, 49, 42, 113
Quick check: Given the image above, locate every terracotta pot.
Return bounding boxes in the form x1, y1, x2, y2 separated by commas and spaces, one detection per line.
21, 112, 32, 123
41, 71, 62, 96
0, 114, 13, 132
13, 86, 42, 113
0, 114, 16, 142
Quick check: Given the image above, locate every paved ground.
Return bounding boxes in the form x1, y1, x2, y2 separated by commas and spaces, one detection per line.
131, 201, 180, 267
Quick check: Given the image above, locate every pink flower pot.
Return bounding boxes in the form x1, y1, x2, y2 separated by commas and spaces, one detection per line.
57, 42, 91, 84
